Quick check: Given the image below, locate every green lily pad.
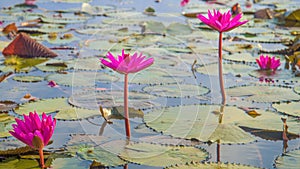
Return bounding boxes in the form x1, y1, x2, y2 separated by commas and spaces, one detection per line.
35, 59, 69, 72
40, 14, 90, 24
249, 70, 293, 81
126, 67, 190, 85
143, 21, 165, 34
274, 148, 300, 169
68, 57, 101, 71
0, 57, 48, 73
51, 157, 90, 169
142, 84, 209, 98
223, 43, 260, 54
66, 135, 126, 167
223, 53, 256, 63
14, 97, 100, 120
0, 113, 15, 138
144, 105, 299, 143
0, 140, 29, 151
119, 142, 208, 167
46, 71, 119, 87
196, 63, 256, 76
166, 162, 262, 169
12, 76, 44, 83
19, 23, 68, 34
272, 102, 300, 117
227, 85, 300, 103
294, 85, 300, 94
0, 157, 40, 169
166, 22, 192, 36
33, 33, 80, 45
68, 90, 159, 110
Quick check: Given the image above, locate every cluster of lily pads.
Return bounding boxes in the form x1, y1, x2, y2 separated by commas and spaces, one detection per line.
0, 0, 299, 169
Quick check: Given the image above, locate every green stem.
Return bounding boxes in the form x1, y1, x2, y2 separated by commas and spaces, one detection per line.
218, 32, 226, 106
124, 74, 131, 139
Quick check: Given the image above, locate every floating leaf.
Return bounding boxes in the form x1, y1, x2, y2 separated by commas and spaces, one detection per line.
0, 113, 15, 138
119, 142, 208, 167
294, 85, 300, 94
249, 70, 293, 81
227, 85, 300, 103
143, 21, 165, 34
0, 100, 18, 112
0, 157, 40, 169
14, 97, 101, 120
144, 105, 299, 143
46, 71, 119, 87
1, 56, 48, 73
166, 162, 262, 169
68, 90, 159, 110
142, 84, 209, 98
272, 102, 300, 117
166, 22, 192, 36
12, 76, 44, 83
35, 59, 69, 72
223, 53, 256, 63
51, 157, 90, 169
196, 63, 256, 76
274, 148, 300, 169
40, 14, 90, 24
66, 135, 126, 167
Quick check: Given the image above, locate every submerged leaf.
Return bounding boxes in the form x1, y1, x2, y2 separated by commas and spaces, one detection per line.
166, 161, 262, 169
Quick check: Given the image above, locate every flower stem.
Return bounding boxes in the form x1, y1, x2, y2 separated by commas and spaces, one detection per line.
124, 74, 131, 139
39, 148, 45, 168
218, 32, 226, 106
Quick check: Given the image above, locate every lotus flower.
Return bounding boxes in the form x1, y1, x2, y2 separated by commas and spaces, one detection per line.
100, 50, 154, 139
256, 55, 281, 71
197, 9, 248, 33
100, 49, 154, 74
10, 111, 56, 168
48, 80, 58, 87
180, 0, 189, 6
25, 0, 36, 5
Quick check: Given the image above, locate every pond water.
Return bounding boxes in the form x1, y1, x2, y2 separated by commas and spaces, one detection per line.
0, 0, 299, 169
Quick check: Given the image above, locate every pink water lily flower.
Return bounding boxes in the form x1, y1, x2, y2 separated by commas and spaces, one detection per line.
180, 0, 190, 6
25, 0, 36, 5
100, 49, 154, 74
256, 55, 281, 71
10, 111, 56, 168
197, 9, 248, 32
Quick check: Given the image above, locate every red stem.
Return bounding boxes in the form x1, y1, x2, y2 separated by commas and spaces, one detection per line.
39, 148, 45, 168
124, 74, 131, 139
217, 141, 221, 162
218, 32, 226, 106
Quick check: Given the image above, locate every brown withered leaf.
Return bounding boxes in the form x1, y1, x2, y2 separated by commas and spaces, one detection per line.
254, 8, 275, 19
0, 100, 18, 112
0, 71, 13, 83
2, 23, 18, 34
2, 33, 58, 58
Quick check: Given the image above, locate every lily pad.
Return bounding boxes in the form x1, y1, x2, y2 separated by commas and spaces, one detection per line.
249, 70, 293, 81
119, 142, 208, 167
196, 63, 256, 76
0, 56, 48, 73
0, 100, 18, 112
272, 102, 300, 117
223, 53, 256, 63
166, 162, 262, 169
274, 148, 300, 169
14, 97, 100, 120
40, 14, 90, 24
46, 71, 119, 87
0, 157, 40, 169
12, 76, 44, 83
227, 85, 300, 103
35, 59, 70, 72
51, 157, 90, 169
166, 22, 192, 36
68, 90, 159, 110
66, 135, 126, 167
127, 67, 190, 85
0, 113, 15, 138
294, 85, 300, 94
144, 105, 299, 143
142, 84, 209, 98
